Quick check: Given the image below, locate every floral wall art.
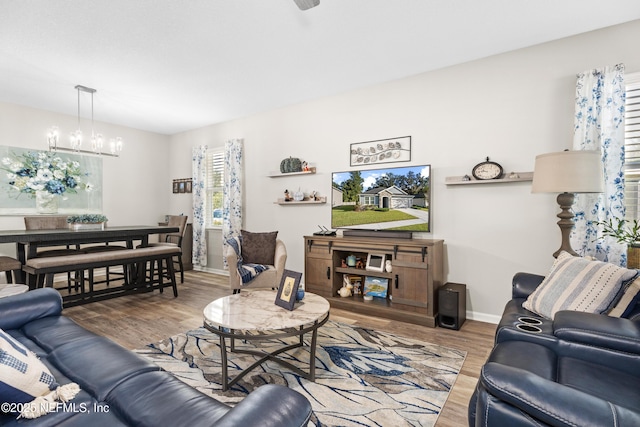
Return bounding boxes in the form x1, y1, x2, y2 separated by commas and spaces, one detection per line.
0, 146, 102, 215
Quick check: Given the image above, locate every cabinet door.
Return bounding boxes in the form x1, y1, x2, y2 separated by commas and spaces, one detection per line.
304, 239, 333, 297
391, 247, 429, 308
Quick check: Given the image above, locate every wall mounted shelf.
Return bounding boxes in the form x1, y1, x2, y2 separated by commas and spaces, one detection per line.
445, 171, 533, 185
275, 197, 326, 205
267, 167, 316, 178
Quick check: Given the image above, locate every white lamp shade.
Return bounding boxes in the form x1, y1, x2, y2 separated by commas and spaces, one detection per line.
532, 150, 604, 194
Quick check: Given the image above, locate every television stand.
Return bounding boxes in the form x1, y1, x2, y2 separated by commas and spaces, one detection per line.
304, 235, 444, 327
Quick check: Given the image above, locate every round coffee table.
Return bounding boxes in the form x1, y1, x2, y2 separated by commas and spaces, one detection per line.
203, 290, 330, 391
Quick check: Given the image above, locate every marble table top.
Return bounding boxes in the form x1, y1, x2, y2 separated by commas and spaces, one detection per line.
203, 290, 330, 331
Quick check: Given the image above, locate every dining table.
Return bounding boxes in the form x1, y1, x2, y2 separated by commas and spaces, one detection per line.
0, 225, 179, 283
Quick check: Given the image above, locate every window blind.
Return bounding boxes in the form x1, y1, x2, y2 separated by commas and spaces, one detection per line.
206, 149, 224, 226
625, 72, 640, 220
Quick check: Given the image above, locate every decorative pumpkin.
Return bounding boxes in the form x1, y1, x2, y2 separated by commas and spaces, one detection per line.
280, 157, 303, 173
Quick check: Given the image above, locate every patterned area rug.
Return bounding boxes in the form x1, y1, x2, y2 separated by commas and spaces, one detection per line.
134, 321, 466, 427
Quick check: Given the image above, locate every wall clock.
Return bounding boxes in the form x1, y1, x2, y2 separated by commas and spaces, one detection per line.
472, 157, 503, 180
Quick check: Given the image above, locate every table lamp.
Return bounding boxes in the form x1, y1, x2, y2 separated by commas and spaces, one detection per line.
532, 150, 604, 257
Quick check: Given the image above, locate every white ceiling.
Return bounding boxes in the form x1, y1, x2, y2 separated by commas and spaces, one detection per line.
2, 0, 640, 135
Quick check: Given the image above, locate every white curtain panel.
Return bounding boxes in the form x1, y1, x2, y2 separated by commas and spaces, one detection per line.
222, 138, 243, 268
571, 63, 626, 265
192, 145, 208, 267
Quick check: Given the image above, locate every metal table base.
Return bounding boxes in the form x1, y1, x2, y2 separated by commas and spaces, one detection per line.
204, 311, 330, 391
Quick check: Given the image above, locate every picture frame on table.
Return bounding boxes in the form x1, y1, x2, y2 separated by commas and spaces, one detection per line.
275, 269, 302, 311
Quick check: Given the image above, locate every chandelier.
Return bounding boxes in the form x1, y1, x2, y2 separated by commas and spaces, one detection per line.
47, 85, 123, 157
293, 0, 320, 10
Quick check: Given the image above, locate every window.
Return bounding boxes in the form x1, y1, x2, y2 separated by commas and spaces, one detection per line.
207, 149, 224, 227
624, 72, 640, 220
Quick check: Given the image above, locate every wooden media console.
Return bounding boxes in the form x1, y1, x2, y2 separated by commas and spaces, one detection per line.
304, 235, 444, 327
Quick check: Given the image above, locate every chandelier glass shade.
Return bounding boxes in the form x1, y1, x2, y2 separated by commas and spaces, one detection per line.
48, 85, 123, 157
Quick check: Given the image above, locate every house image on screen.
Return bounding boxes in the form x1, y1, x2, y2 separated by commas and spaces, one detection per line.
359, 186, 415, 209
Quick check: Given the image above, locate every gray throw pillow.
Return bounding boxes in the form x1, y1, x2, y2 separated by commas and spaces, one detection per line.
240, 230, 278, 265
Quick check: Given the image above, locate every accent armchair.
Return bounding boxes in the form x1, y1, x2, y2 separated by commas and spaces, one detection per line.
226, 239, 287, 293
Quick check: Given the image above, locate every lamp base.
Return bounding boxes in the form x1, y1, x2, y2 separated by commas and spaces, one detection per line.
553, 192, 578, 258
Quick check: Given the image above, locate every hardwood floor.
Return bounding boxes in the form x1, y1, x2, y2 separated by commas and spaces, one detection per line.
63, 270, 496, 426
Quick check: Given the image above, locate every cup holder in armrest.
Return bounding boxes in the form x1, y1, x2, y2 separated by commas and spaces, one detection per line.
517, 316, 543, 325
515, 323, 542, 333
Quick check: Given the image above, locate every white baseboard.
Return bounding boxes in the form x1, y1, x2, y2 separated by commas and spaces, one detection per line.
193, 266, 229, 276
466, 311, 500, 324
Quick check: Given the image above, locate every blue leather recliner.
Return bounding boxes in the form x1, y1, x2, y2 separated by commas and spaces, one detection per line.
469, 273, 640, 427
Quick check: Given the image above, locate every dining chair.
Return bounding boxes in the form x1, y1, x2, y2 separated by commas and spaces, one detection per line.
23, 215, 83, 290
0, 256, 22, 284
145, 215, 188, 283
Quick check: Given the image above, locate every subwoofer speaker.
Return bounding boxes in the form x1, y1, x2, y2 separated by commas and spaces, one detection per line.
438, 282, 466, 330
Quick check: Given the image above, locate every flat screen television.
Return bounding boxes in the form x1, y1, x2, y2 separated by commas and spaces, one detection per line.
331, 164, 431, 234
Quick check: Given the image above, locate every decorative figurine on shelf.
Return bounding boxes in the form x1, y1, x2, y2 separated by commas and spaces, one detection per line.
338, 286, 352, 297
302, 161, 310, 172
293, 188, 304, 201
462, 174, 471, 181
346, 255, 356, 267
385, 260, 393, 273
352, 280, 362, 295
356, 259, 365, 269
338, 274, 353, 297
284, 189, 292, 202
341, 259, 347, 268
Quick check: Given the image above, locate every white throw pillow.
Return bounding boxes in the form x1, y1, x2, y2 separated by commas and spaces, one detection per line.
523, 251, 638, 319
0, 328, 80, 419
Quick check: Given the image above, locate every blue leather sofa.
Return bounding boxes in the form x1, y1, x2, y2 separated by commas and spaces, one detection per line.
0, 288, 313, 426
469, 273, 640, 427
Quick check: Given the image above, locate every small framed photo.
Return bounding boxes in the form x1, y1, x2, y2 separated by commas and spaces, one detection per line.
172, 181, 179, 193
185, 180, 192, 193
179, 181, 186, 193
275, 269, 302, 311
366, 253, 386, 272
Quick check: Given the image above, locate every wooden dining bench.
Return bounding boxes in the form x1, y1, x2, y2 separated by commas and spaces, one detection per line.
22, 246, 181, 306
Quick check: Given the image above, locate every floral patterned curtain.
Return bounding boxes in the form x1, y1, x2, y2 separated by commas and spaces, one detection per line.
192, 145, 208, 267
570, 64, 626, 265
222, 139, 243, 268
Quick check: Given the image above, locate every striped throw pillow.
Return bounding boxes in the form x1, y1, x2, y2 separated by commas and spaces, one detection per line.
523, 251, 638, 319
608, 276, 640, 318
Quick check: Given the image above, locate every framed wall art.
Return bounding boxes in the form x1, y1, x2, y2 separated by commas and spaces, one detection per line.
172, 178, 192, 194
350, 136, 411, 167
0, 145, 103, 215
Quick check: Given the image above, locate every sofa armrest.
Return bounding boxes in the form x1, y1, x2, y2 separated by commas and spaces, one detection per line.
0, 288, 62, 330
553, 310, 640, 355
214, 384, 312, 427
225, 245, 244, 290
512, 272, 545, 299
481, 363, 640, 427
274, 239, 287, 272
